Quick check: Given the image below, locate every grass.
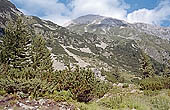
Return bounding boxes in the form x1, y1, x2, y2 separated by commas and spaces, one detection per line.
72, 85, 170, 110
76, 102, 109, 110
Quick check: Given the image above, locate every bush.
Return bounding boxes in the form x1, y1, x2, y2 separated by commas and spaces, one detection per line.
139, 77, 164, 91
44, 90, 73, 102
0, 68, 55, 98
140, 77, 170, 91
162, 77, 170, 89
0, 66, 109, 102
143, 90, 159, 96
101, 69, 125, 83
94, 81, 110, 98
52, 66, 109, 102
0, 89, 6, 96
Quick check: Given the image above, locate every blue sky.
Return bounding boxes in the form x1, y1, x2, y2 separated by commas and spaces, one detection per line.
125, 0, 160, 13
10, 0, 170, 26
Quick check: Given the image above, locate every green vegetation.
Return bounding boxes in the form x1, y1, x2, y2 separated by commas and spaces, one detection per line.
75, 87, 170, 110
101, 67, 125, 83
0, 18, 170, 110
0, 19, 31, 71
140, 52, 155, 78
0, 19, 109, 103
51, 66, 110, 102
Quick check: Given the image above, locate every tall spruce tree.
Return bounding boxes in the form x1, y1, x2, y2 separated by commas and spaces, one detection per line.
31, 35, 53, 78
0, 18, 31, 71
140, 52, 155, 78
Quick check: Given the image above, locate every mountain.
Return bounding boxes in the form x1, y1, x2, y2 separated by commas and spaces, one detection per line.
0, 1, 169, 74
0, 0, 23, 26
67, 14, 170, 40
66, 14, 170, 66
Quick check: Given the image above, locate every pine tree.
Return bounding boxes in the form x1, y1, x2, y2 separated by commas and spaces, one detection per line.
164, 60, 170, 77
0, 18, 31, 71
31, 35, 53, 79
140, 52, 155, 78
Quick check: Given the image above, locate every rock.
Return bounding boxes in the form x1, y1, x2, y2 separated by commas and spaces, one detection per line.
130, 90, 137, 93
139, 90, 143, 93
112, 83, 117, 86
25, 100, 30, 103
58, 102, 75, 110
117, 83, 124, 88
130, 89, 143, 94
17, 102, 35, 110
38, 99, 46, 106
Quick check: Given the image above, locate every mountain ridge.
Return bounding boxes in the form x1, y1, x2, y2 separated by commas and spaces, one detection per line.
66, 14, 170, 40
66, 14, 170, 66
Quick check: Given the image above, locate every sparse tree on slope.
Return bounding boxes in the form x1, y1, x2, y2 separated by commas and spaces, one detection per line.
31, 35, 53, 79
140, 52, 155, 78
0, 18, 31, 71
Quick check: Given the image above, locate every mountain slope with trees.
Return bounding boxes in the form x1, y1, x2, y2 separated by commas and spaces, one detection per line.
0, 0, 170, 110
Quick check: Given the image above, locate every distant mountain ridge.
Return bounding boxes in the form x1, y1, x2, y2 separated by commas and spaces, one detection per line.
67, 14, 170, 40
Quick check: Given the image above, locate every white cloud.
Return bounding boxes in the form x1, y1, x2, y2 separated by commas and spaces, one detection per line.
11, 0, 71, 25
127, 0, 170, 25
11, 0, 170, 26
11, 0, 129, 25
69, 0, 129, 20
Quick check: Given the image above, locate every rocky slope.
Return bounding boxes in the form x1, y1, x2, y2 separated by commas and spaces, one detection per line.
0, 1, 169, 74
66, 15, 170, 67
0, 0, 23, 27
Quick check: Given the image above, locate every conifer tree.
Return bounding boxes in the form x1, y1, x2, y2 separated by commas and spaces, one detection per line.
0, 18, 31, 71
164, 60, 170, 77
140, 52, 155, 78
31, 35, 53, 78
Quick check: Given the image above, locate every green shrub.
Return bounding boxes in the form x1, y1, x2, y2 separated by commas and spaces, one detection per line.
0, 89, 6, 96
140, 77, 170, 91
162, 77, 170, 89
143, 90, 159, 96
101, 69, 125, 83
0, 68, 55, 98
0, 76, 54, 98
44, 90, 73, 102
94, 81, 110, 98
52, 66, 109, 102
140, 77, 164, 91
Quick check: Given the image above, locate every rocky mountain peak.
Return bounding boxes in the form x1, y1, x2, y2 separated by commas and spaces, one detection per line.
67, 14, 128, 27
72, 14, 105, 24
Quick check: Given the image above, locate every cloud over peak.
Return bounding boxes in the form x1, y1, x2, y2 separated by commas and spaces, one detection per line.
127, 0, 170, 25
11, 0, 170, 26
